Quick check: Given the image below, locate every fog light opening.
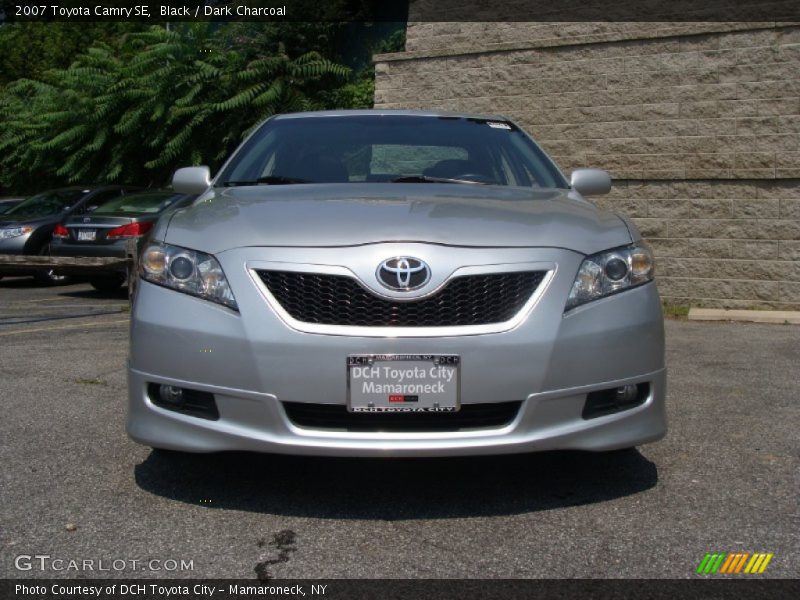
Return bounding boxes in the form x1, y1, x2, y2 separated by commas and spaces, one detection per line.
582, 383, 649, 420
147, 383, 220, 421
614, 384, 638, 404
159, 385, 184, 405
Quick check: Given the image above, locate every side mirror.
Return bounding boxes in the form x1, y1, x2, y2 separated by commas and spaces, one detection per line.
172, 166, 211, 195
570, 169, 611, 196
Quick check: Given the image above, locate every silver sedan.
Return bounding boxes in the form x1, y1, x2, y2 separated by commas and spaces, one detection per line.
127, 110, 666, 456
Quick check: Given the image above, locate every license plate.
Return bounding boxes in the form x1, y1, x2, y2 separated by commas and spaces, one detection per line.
347, 354, 460, 413
77, 229, 96, 241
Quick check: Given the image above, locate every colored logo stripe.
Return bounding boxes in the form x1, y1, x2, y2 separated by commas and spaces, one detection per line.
719, 553, 737, 574
697, 553, 725, 574
733, 553, 751, 573
719, 553, 749, 574
744, 553, 774, 574
697, 552, 773, 574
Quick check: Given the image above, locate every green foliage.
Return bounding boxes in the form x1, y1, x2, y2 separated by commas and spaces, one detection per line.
0, 22, 148, 85
322, 78, 377, 110
0, 16, 407, 194
320, 23, 406, 110
0, 24, 352, 192
662, 302, 690, 319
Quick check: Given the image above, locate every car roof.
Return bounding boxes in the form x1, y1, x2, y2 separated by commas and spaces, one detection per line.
272, 109, 511, 122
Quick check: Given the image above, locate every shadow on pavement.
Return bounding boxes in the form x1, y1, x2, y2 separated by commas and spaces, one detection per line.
135, 448, 658, 519
0, 276, 42, 288
57, 287, 128, 300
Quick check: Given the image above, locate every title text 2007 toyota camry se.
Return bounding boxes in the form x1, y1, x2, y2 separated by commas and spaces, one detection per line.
127, 110, 666, 456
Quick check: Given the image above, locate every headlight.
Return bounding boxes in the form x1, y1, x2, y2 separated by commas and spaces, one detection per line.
565, 242, 654, 311
0, 225, 33, 239
140, 242, 238, 310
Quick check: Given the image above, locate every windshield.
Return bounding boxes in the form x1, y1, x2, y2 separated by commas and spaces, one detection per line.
5, 189, 88, 220
218, 115, 568, 189
92, 192, 184, 215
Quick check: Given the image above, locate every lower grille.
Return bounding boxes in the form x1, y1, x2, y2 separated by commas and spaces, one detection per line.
282, 401, 522, 432
256, 270, 546, 327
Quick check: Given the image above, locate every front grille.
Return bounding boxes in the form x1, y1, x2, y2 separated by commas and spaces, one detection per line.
256, 270, 546, 327
283, 401, 522, 432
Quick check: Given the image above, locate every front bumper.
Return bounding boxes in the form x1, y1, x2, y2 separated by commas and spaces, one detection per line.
127, 245, 666, 456
0, 234, 31, 254
0, 233, 38, 276
128, 367, 665, 456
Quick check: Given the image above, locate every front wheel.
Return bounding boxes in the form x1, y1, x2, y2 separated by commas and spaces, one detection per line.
33, 245, 70, 286
89, 274, 126, 293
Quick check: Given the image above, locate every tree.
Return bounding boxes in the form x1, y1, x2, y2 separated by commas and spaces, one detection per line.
0, 22, 148, 85
0, 24, 350, 192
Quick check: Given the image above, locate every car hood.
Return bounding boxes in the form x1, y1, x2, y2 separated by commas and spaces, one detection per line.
162, 184, 632, 255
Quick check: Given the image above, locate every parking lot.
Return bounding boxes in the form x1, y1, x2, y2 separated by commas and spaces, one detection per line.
0, 276, 798, 579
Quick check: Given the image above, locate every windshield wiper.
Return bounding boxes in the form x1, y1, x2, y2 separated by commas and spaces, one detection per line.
224, 175, 310, 186
389, 175, 488, 185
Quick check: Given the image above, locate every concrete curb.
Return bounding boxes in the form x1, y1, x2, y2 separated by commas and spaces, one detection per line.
688, 308, 800, 324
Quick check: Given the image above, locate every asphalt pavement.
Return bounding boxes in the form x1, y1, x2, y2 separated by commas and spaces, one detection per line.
0, 276, 797, 579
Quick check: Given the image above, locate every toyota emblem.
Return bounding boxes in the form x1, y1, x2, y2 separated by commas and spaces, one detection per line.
376, 257, 431, 291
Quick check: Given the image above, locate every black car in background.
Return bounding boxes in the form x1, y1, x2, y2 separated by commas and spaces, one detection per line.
50, 190, 196, 291
0, 199, 23, 215
0, 185, 140, 284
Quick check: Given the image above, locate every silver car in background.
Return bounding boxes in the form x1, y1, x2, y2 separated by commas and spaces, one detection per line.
127, 110, 666, 456
0, 186, 138, 284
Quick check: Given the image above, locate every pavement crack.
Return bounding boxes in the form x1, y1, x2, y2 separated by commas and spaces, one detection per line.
254, 529, 296, 582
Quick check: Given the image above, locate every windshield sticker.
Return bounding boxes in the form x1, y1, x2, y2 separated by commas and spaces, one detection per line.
487, 122, 512, 129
